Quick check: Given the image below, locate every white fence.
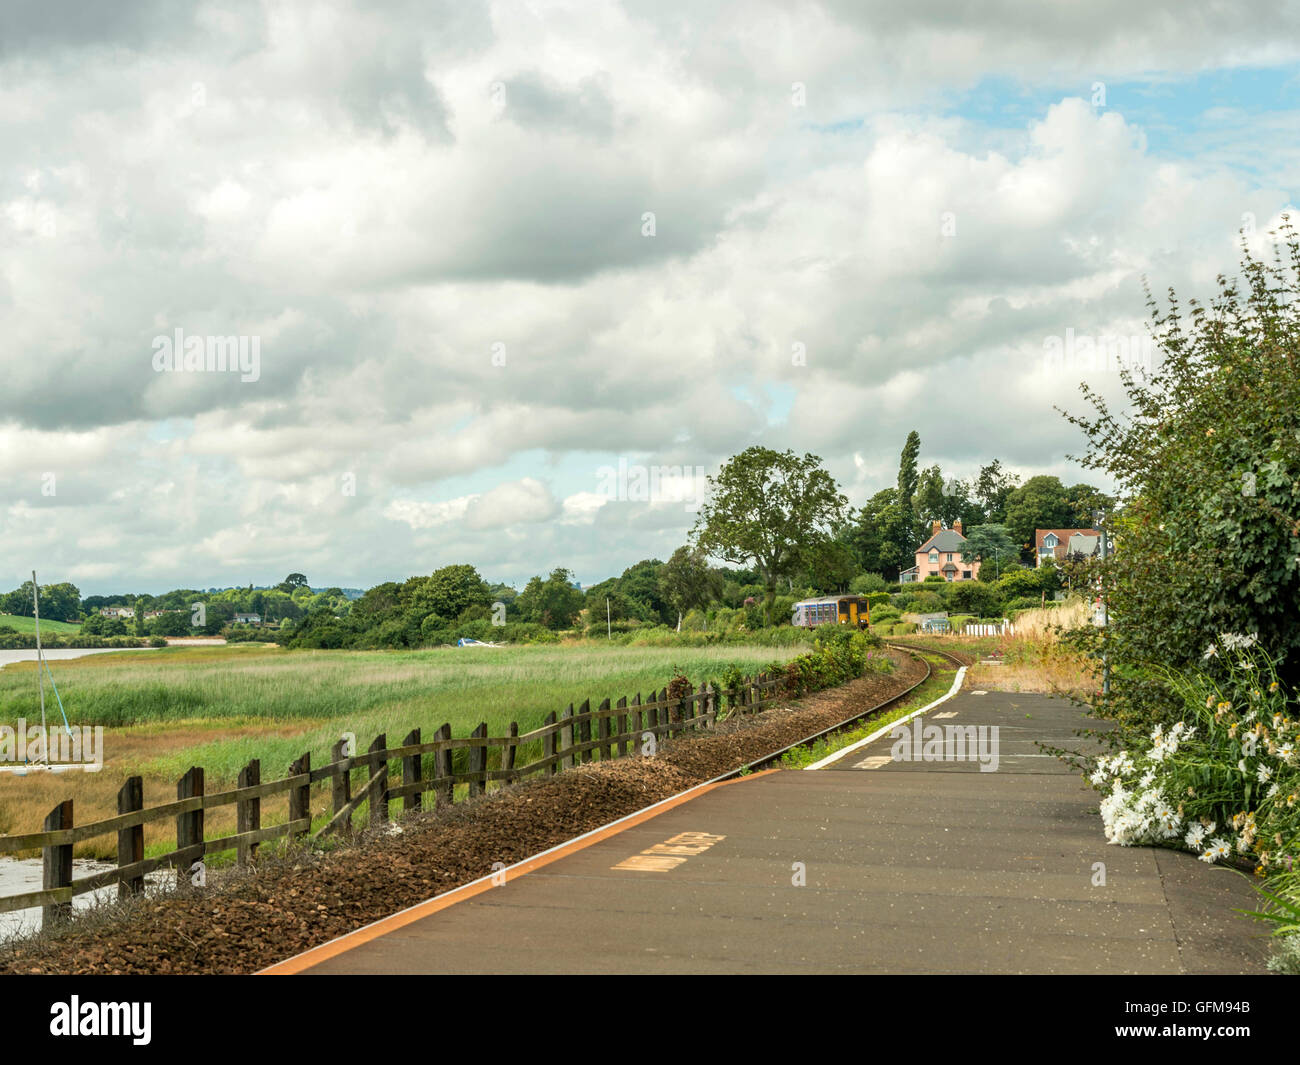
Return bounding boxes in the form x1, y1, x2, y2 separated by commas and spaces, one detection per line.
962, 620, 1015, 637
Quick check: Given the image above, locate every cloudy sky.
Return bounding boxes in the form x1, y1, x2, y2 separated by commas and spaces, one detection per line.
2, 0, 1298, 594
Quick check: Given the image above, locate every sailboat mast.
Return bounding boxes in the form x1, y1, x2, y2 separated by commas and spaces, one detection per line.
33, 570, 47, 750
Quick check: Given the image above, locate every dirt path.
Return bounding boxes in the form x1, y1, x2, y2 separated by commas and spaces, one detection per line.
0, 653, 925, 975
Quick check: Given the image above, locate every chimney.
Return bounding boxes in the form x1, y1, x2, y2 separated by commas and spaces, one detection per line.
953, 518, 963, 535
931, 520, 941, 536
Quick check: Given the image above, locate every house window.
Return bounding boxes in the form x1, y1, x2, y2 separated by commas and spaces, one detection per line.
946, 553, 953, 562
929, 550, 939, 563
962, 570, 971, 579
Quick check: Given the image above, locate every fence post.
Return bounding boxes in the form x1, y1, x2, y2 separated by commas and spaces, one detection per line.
42, 799, 73, 928
660, 688, 671, 738
331, 738, 352, 833
616, 696, 628, 757
597, 699, 611, 760
467, 723, 488, 797
560, 704, 575, 769
696, 681, 710, 728
236, 759, 260, 868
645, 691, 658, 742
402, 728, 423, 816
289, 752, 311, 838
116, 777, 144, 899
542, 711, 558, 775
504, 722, 519, 781
367, 736, 388, 827
176, 767, 204, 888
435, 723, 453, 807
578, 699, 592, 764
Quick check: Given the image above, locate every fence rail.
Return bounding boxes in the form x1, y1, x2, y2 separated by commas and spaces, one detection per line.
0, 671, 785, 928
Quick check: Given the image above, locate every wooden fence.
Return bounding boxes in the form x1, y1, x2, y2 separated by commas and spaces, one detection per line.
0, 672, 785, 929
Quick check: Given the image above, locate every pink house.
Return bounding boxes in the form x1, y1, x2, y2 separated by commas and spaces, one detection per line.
899, 520, 982, 582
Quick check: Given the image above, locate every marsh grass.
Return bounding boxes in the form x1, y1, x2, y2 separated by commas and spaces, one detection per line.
0, 642, 790, 858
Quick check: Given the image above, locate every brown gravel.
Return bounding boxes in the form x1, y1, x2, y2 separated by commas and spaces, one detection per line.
0, 650, 927, 975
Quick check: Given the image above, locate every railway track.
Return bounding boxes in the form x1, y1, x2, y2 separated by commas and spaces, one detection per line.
707, 640, 968, 781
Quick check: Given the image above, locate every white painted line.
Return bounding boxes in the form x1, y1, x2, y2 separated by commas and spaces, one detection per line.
802, 665, 968, 771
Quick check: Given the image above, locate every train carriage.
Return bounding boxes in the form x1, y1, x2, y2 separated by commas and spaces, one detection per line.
791, 594, 870, 629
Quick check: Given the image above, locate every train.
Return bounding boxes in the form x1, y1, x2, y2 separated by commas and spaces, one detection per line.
790, 594, 870, 629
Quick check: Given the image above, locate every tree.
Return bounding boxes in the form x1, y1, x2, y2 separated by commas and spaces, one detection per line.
517, 568, 585, 630
408, 564, 491, 624
1064, 219, 1300, 731
278, 573, 309, 592
1064, 482, 1115, 528
658, 546, 723, 630
948, 580, 1002, 618
692, 447, 849, 625
960, 524, 1019, 580
845, 488, 923, 579
897, 431, 921, 509
1003, 475, 1077, 554
913, 464, 945, 522
974, 460, 1019, 524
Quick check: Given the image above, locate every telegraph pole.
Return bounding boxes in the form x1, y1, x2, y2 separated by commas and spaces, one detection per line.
1095, 510, 1110, 697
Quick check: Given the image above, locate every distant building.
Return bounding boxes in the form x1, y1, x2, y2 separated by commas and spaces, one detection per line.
1035, 528, 1101, 567
100, 606, 135, 619
899, 520, 981, 583
232, 612, 262, 625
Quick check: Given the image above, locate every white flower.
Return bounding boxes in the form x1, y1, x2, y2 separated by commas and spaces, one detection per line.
1203, 643, 1219, 660
1185, 823, 1208, 848
1258, 763, 1273, 784
1201, 837, 1231, 863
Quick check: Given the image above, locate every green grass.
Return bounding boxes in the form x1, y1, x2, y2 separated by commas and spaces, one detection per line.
0, 614, 82, 635
0, 642, 794, 784
781, 652, 957, 769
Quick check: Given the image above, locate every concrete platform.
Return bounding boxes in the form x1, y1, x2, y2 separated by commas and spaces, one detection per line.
291, 691, 1271, 974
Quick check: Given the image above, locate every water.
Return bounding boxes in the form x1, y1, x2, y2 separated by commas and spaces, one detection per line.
0, 647, 158, 669
0, 856, 170, 942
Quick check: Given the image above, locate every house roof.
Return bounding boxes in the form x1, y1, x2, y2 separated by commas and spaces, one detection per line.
1035, 528, 1099, 549
917, 528, 969, 554
1067, 533, 1100, 555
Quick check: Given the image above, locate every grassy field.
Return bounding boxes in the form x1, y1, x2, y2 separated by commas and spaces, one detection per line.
0, 641, 795, 856
0, 614, 82, 634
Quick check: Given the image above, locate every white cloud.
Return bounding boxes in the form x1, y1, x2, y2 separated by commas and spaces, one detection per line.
0, 1, 1295, 592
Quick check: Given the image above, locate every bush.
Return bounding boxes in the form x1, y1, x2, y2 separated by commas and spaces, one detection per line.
849, 573, 888, 594
868, 609, 901, 629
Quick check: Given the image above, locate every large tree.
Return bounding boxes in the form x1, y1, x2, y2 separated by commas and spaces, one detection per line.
692, 448, 848, 625
517, 568, 585, 630
960, 523, 1020, 581
974, 459, 1019, 523
845, 487, 921, 579
1064, 219, 1300, 733
658, 546, 723, 630
896, 430, 921, 509
913, 464, 945, 522
1003, 475, 1078, 554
